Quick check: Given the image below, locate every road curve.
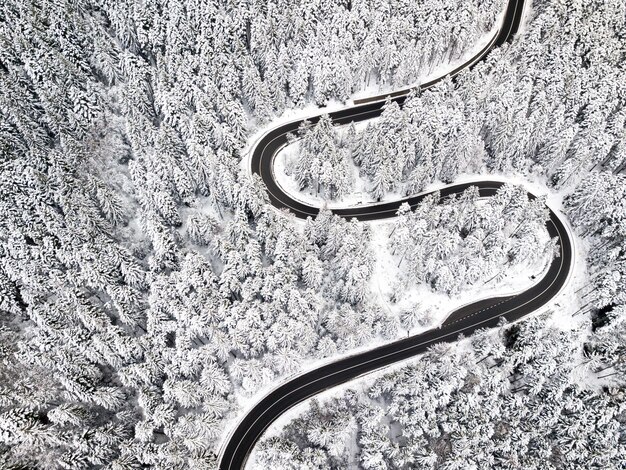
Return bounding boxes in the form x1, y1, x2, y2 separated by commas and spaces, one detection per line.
219, 0, 573, 468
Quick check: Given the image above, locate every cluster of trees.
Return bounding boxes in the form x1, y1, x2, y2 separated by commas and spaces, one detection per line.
391, 185, 555, 295
288, 96, 484, 201
243, 0, 504, 110
257, 313, 626, 469
290, 116, 354, 199
564, 173, 626, 313
0, 1, 145, 467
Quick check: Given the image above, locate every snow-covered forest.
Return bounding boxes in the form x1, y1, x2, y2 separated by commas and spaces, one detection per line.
389, 185, 555, 296
0, 0, 625, 468
287, 3, 626, 203
256, 0, 626, 467
0, 0, 507, 467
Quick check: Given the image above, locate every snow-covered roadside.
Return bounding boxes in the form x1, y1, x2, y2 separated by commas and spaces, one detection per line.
217, 321, 398, 464
518, 0, 534, 33
245, 370, 372, 469
271, 158, 570, 214
239, 96, 353, 175
367, 216, 553, 335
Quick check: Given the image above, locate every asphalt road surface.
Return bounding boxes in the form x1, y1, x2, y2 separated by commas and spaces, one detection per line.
219, 0, 573, 468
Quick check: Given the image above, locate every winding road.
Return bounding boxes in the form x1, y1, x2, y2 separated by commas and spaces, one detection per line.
219, 0, 574, 468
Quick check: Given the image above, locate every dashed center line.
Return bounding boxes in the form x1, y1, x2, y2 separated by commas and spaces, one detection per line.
446, 299, 510, 325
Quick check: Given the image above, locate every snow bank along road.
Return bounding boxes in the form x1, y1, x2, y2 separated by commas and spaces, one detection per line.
219, 0, 574, 468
